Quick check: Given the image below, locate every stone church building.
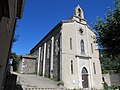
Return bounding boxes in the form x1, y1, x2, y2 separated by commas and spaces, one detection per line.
30, 5, 103, 89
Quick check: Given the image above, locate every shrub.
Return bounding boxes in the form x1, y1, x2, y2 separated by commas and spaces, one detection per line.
57, 81, 64, 86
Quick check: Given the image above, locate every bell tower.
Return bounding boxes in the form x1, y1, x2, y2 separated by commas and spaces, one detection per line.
72, 5, 86, 24
74, 5, 84, 19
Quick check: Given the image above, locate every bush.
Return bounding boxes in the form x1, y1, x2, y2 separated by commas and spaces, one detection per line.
111, 84, 119, 89
103, 82, 109, 90
57, 81, 64, 86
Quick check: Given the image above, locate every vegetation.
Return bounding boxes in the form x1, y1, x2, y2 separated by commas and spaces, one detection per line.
57, 80, 64, 86
10, 30, 20, 71
100, 51, 120, 74
94, 0, 120, 57
103, 81, 109, 90
93, 0, 120, 73
10, 52, 20, 71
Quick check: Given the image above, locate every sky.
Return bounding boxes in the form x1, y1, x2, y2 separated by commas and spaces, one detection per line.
12, 0, 114, 55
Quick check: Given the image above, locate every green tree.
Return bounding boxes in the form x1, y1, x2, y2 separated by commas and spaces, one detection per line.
93, 0, 120, 73
93, 0, 120, 57
10, 52, 20, 71
10, 33, 20, 71
100, 53, 120, 74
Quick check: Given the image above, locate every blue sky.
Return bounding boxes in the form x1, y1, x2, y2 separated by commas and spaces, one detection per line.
13, 0, 114, 55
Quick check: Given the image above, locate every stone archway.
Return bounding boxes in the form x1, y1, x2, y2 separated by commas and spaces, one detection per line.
81, 67, 89, 88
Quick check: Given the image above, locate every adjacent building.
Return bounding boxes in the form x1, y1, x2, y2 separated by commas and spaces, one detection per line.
30, 5, 103, 89
0, 0, 24, 89
19, 55, 37, 74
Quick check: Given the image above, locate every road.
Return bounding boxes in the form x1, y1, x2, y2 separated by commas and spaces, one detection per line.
13, 72, 64, 90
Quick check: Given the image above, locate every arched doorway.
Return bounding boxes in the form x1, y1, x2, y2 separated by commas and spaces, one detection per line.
81, 67, 89, 88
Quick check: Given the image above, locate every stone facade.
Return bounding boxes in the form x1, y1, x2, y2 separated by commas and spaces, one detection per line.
53, 33, 61, 80
30, 5, 103, 89
0, 0, 24, 89
19, 55, 37, 74
45, 40, 51, 78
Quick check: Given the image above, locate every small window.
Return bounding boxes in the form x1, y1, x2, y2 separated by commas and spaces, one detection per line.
71, 60, 73, 74
81, 40, 85, 53
70, 38, 72, 50
91, 43, 93, 53
79, 28, 83, 34
102, 77, 105, 82
93, 62, 96, 74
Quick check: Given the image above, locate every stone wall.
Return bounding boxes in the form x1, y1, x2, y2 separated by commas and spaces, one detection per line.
45, 40, 51, 78
19, 55, 37, 74
30, 29, 61, 81
22, 58, 36, 74
32, 50, 39, 73
102, 74, 120, 86
110, 74, 120, 86
53, 34, 60, 80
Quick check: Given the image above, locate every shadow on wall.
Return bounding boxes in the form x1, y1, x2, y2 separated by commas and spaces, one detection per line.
15, 84, 23, 90
4, 73, 23, 90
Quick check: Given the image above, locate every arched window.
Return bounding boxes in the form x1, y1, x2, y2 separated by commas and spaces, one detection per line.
91, 43, 93, 53
82, 67, 88, 75
81, 40, 85, 53
71, 60, 73, 74
78, 8, 81, 17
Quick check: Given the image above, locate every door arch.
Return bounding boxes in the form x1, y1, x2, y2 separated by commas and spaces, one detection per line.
81, 67, 89, 88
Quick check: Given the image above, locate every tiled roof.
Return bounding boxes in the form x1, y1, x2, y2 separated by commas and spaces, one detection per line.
21, 55, 37, 59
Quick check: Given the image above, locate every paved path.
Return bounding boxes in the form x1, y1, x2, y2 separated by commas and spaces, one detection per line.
12, 72, 64, 90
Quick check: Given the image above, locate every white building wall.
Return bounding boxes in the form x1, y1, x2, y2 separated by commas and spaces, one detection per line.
61, 22, 77, 89
77, 58, 91, 88
61, 19, 102, 89
87, 26, 103, 89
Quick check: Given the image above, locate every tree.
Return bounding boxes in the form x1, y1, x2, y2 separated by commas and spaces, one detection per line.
10, 52, 20, 71
100, 53, 120, 74
10, 31, 20, 71
93, 0, 120, 57
93, 0, 120, 73
12, 34, 19, 44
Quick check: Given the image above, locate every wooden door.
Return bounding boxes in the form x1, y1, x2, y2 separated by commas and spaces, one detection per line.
82, 74, 89, 88
81, 67, 89, 88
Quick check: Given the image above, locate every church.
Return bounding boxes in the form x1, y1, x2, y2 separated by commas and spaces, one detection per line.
30, 5, 103, 89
